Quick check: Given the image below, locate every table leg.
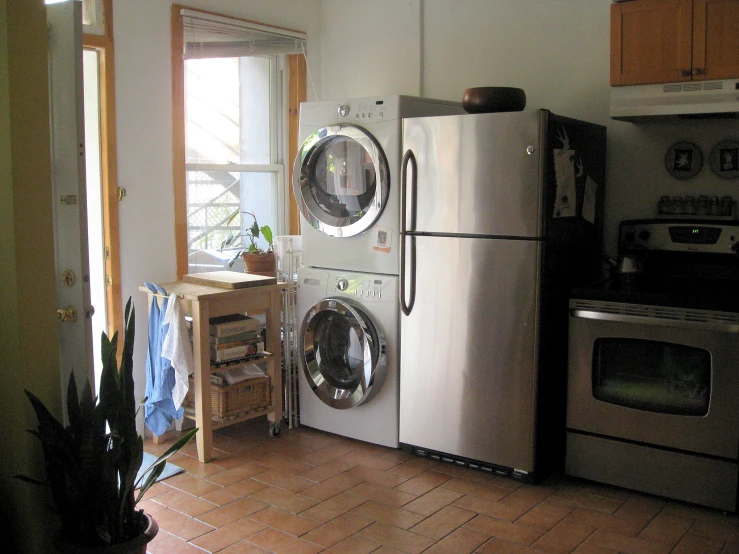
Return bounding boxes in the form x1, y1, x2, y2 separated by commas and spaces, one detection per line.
191, 299, 213, 462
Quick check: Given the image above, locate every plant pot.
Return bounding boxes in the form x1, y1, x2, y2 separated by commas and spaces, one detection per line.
54, 513, 159, 554
242, 251, 277, 277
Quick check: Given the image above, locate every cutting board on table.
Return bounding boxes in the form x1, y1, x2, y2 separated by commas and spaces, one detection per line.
183, 271, 277, 289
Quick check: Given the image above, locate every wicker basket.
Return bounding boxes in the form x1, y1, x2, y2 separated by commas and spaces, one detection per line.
185, 375, 270, 418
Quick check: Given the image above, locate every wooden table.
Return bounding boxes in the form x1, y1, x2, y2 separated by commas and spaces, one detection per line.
140, 280, 287, 462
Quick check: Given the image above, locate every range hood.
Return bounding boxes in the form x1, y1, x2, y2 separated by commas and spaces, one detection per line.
611, 79, 739, 122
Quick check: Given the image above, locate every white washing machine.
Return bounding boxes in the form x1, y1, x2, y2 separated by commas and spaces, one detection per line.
297, 266, 399, 447
293, 95, 463, 275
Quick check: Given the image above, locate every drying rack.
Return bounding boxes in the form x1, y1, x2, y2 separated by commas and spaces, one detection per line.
276, 236, 302, 429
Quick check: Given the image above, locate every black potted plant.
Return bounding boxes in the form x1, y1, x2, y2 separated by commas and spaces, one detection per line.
16, 298, 198, 553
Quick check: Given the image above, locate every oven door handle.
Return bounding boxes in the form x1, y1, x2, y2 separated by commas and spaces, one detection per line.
571, 309, 739, 333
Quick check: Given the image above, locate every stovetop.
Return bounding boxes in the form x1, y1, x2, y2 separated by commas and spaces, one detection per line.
572, 219, 739, 314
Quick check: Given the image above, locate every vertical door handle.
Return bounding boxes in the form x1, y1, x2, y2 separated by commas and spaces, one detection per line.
400, 150, 417, 316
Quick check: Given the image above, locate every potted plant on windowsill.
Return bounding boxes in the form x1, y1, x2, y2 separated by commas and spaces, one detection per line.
220, 211, 276, 277
16, 298, 198, 553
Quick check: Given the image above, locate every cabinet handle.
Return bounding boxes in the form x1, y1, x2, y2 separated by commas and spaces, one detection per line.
693, 67, 704, 76
680, 69, 692, 77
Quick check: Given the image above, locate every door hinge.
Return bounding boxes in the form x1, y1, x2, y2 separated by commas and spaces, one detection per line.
118, 187, 127, 201
105, 274, 113, 286
105, 246, 110, 260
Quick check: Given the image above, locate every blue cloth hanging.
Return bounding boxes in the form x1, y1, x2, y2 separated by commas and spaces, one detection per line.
144, 282, 183, 436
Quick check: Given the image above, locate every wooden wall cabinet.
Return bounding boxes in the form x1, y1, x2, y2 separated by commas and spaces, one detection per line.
611, 0, 739, 86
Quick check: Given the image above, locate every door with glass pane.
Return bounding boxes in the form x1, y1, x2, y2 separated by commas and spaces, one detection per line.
300, 298, 387, 409
294, 125, 390, 238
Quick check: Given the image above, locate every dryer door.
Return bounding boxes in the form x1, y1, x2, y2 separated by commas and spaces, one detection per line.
293, 124, 389, 237
300, 297, 387, 409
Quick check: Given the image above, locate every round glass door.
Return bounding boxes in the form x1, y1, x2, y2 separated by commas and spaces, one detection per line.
293, 125, 389, 237
300, 297, 386, 409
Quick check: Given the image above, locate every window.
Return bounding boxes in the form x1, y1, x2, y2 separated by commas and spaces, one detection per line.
172, 7, 307, 276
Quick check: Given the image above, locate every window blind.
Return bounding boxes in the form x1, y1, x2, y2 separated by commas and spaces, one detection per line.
180, 9, 306, 59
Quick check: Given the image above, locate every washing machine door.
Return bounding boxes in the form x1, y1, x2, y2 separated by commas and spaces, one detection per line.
293, 124, 389, 237
300, 297, 387, 409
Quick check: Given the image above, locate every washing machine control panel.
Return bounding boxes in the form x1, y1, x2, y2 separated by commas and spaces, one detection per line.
332, 276, 386, 300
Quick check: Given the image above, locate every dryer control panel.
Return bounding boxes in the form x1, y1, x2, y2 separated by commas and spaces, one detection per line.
334, 101, 386, 122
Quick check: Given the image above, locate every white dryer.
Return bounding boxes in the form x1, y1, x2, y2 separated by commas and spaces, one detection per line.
293, 95, 463, 275
297, 266, 399, 447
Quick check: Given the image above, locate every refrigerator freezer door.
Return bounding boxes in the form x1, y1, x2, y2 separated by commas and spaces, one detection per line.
399, 235, 540, 472
402, 111, 543, 238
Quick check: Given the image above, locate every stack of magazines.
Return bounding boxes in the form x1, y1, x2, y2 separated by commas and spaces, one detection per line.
208, 313, 264, 363
210, 363, 266, 386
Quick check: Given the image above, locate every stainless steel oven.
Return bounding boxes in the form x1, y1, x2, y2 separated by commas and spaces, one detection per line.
566, 219, 739, 511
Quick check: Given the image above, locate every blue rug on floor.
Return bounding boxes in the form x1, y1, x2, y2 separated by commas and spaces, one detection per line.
135, 451, 184, 489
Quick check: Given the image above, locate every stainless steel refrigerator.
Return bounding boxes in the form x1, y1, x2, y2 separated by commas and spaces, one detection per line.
399, 109, 606, 480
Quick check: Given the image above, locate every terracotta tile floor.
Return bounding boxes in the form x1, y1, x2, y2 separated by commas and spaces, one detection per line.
143, 418, 739, 553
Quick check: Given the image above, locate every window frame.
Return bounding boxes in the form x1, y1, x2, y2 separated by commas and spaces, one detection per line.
171, 4, 306, 279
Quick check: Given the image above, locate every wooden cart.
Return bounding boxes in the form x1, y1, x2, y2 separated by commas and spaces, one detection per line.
141, 275, 287, 462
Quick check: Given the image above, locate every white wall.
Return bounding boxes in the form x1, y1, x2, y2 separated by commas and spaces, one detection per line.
113, 0, 320, 432
318, 0, 739, 258
319, 0, 421, 98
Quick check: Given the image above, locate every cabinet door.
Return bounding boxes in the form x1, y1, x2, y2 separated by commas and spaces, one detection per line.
611, 0, 693, 85
693, 0, 739, 80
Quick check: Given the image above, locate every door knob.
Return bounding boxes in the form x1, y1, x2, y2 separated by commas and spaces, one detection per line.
57, 305, 78, 323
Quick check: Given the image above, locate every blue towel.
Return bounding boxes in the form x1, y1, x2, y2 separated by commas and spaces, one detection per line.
143, 282, 183, 436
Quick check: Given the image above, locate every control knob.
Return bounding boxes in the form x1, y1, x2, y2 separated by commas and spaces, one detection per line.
337, 278, 349, 291
337, 104, 350, 117
731, 242, 739, 255
638, 230, 651, 243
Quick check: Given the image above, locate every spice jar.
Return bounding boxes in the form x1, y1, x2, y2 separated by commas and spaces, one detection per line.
696, 195, 709, 216
709, 196, 720, 216
657, 196, 673, 215
721, 196, 734, 217
684, 196, 697, 215
672, 196, 685, 215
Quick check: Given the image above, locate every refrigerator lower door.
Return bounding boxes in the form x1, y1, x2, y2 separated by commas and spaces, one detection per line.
399, 235, 540, 473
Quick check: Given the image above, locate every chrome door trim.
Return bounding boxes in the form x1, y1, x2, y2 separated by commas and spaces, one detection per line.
292, 124, 389, 238
300, 297, 386, 409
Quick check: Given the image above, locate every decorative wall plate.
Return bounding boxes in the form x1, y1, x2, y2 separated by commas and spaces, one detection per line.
665, 141, 702, 180
709, 140, 739, 180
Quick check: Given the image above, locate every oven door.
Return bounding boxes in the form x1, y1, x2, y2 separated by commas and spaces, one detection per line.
293, 124, 390, 238
567, 300, 739, 459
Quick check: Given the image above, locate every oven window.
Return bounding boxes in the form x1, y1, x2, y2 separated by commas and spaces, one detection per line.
592, 338, 710, 416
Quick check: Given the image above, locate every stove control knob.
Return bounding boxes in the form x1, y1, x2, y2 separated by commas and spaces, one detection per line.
624, 231, 636, 244
732, 242, 739, 255
638, 230, 651, 243
336, 278, 349, 291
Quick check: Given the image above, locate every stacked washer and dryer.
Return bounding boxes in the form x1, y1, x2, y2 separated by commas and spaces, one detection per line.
293, 96, 463, 447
